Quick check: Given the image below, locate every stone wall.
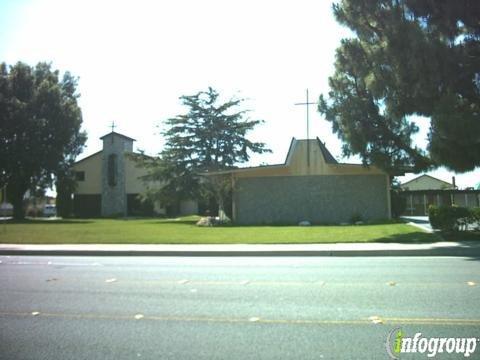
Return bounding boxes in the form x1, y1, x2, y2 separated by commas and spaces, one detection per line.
233, 175, 390, 225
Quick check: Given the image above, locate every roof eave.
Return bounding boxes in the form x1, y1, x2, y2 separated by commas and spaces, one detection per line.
199, 164, 288, 176
100, 131, 136, 142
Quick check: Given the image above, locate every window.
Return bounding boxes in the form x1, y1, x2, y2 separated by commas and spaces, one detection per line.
108, 154, 117, 187
75, 171, 85, 181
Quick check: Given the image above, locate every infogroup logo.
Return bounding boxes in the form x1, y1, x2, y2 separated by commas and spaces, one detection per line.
386, 327, 479, 359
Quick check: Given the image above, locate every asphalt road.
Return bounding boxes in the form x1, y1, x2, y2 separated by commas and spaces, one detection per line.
0, 256, 479, 359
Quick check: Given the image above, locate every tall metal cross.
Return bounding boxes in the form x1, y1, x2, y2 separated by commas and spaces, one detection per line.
109, 121, 117, 144
295, 89, 317, 166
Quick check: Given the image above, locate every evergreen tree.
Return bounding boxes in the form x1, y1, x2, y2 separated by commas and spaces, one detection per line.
136, 87, 270, 216
319, 0, 480, 173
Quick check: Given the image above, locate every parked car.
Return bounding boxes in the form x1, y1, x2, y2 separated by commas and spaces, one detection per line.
0, 202, 13, 217
43, 204, 57, 217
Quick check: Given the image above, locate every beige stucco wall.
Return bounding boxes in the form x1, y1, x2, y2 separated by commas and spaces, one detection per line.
72, 152, 102, 194
124, 156, 168, 214
288, 141, 386, 175
401, 176, 453, 191
234, 166, 290, 178
234, 140, 385, 179
73, 150, 168, 214
125, 156, 152, 194
73, 152, 160, 195
288, 140, 329, 175
124, 156, 166, 195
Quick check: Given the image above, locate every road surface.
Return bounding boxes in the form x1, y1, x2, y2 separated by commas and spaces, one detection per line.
0, 256, 479, 359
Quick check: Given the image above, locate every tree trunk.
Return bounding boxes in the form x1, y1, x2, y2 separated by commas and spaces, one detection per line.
56, 175, 74, 218
12, 193, 25, 220
8, 182, 27, 220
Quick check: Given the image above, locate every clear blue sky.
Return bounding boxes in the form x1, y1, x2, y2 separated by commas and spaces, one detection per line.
1, 0, 478, 188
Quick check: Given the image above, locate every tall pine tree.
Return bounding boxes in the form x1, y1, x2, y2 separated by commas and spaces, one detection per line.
319, 0, 480, 174
135, 87, 270, 216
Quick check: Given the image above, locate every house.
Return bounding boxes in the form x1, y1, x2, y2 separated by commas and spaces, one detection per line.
204, 137, 392, 225
71, 131, 198, 217
400, 174, 454, 191
400, 174, 480, 216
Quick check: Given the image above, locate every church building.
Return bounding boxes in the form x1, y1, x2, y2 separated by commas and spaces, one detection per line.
71, 131, 197, 217
72, 132, 391, 222
205, 138, 391, 225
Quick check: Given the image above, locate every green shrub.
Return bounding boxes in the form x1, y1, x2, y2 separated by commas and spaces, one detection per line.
471, 208, 480, 230
350, 213, 363, 224
428, 205, 471, 232
471, 207, 480, 221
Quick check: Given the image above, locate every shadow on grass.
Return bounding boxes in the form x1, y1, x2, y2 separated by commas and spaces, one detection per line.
440, 231, 480, 242
372, 231, 441, 243
157, 219, 407, 228
373, 230, 480, 243
5, 218, 94, 225
155, 219, 199, 226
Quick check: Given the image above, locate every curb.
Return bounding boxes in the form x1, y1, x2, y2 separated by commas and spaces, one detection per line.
0, 250, 479, 257
1, 243, 480, 257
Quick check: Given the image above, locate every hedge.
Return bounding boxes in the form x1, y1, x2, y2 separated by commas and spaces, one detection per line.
428, 205, 480, 232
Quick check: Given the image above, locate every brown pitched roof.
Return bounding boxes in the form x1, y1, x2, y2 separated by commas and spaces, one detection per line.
100, 131, 136, 142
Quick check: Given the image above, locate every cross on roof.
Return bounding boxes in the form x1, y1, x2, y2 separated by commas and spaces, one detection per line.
110, 121, 116, 133
295, 89, 318, 166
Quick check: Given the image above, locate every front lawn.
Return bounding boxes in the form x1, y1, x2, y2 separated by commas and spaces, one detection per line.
0, 217, 441, 244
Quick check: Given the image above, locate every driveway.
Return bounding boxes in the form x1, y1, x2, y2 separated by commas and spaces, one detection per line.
400, 216, 434, 232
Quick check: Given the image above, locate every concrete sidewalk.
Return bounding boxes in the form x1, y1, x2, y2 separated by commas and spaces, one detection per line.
1, 242, 480, 257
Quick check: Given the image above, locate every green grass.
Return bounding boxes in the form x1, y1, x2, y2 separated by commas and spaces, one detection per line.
0, 216, 442, 244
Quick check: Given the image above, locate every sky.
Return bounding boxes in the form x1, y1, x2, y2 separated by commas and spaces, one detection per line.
1, 0, 479, 189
